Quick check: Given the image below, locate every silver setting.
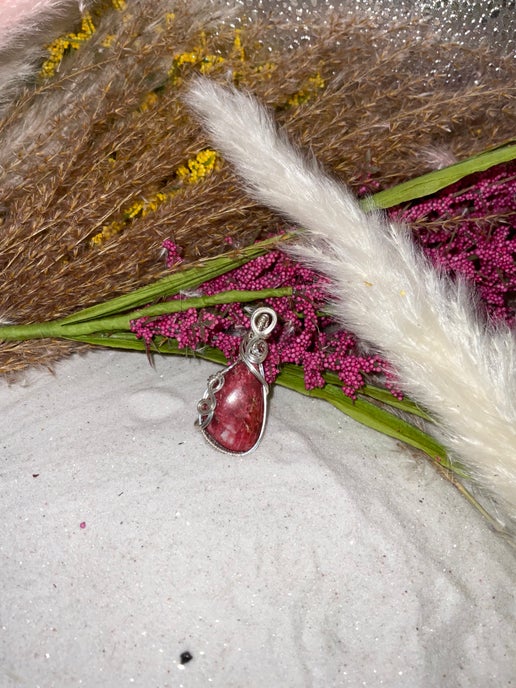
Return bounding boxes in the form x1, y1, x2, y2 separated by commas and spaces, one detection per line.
196, 307, 277, 455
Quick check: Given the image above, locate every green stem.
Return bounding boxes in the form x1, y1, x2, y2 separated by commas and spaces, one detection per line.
0, 288, 292, 341
359, 384, 433, 421
362, 141, 516, 210
323, 372, 433, 421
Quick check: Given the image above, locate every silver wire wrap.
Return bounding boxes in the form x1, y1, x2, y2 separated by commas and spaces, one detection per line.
197, 307, 277, 430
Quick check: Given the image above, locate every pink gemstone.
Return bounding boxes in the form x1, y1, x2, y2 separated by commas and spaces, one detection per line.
204, 361, 265, 454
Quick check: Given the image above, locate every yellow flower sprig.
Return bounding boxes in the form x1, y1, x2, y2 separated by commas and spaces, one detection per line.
169, 49, 225, 82
40, 13, 96, 79
175, 148, 219, 183
286, 73, 326, 107
41, 11, 325, 249
232, 29, 245, 62
90, 149, 220, 246
169, 28, 248, 85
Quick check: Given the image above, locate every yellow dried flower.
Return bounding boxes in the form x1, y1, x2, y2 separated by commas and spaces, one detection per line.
254, 62, 277, 78
200, 54, 224, 73
169, 48, 225, 82
233, 29, 245, 61
40, 13, 96, 79
124, 200, 145, 220
90, 151, 220, 247
176, 149, 219, 183
102, 34, 116, 48
138, 91, 159, 112
173, 51, 198, 68
80, 13, 95, 37
287, 73, 326, 107
89, 220, 124, 246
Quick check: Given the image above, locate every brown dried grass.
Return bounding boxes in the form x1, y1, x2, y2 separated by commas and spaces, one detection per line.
0, 0, 514, 374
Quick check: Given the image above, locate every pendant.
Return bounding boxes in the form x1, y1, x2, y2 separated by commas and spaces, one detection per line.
196, 307, 277, 455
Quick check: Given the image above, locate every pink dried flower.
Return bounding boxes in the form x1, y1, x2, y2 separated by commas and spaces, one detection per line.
131, 248, 395, 398
132, 162, 514, 400
393, 162, 516, 324
161, 240, 183, 269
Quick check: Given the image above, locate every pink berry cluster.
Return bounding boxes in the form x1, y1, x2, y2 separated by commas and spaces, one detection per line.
394, 161, 516, 324
162, 239, 183, 268
131, 249, 394, 398
132, 161, 514, 398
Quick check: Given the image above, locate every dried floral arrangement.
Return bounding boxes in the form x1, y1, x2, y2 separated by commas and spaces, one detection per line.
0, 0, 515, 534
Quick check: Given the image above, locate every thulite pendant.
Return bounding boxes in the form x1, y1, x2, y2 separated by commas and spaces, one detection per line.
196, 307, 277, 455
201, 361, 265, 453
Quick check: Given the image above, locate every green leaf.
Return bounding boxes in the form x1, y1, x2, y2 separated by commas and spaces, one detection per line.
66, 330, 450, 473
68, 333, 448, 471
362, 141, 516, 211
322, 372, 433, 421
359, 384, 433, 421
276, 364, 466, 477
66, 333, 228, 366
60, 234, 292, 325
63, 336, 503, 531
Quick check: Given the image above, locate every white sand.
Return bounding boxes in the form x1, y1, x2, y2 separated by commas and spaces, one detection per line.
0, 349, 514, 687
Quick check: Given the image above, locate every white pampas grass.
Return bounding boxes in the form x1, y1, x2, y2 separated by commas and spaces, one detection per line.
186, 77, 516, 526
0, 0, 87, 115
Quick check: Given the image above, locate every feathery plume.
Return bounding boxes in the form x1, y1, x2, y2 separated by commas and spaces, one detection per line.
185, 77, 516, 525
0, 0, 91, 115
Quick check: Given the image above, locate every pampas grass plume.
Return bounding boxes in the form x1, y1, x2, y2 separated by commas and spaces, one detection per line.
186, 77, 516, 526
0, 0, 88, 114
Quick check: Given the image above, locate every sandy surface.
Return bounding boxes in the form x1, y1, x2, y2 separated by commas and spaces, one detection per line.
0, 0, 514, 684
0, 349, 514, 687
